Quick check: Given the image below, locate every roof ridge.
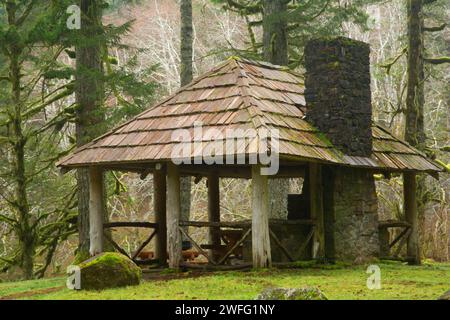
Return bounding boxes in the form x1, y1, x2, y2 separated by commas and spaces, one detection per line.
235, 57, 305, 80
236, 57, 286, 70
233, 60, 270, 138
234, 59, 282, 157
57, 60, 233, 167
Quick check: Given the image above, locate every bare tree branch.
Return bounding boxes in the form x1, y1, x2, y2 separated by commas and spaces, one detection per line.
424, 56, 450, 64
423, 23, 446, 32
380, 47, 407, 74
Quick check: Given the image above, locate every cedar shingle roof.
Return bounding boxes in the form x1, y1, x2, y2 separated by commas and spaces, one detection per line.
57, 58, 443, 173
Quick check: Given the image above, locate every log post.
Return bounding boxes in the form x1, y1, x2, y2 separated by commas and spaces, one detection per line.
89, 167, 105, 256
207, 171, 221, 261
322, 166, 336, 262
167, 162, 182, 268
309, 163, 325, 259
251, 165, 272, 268
378, 227, 391, 257
154, 164, 167, 266
404, 172, 421, 265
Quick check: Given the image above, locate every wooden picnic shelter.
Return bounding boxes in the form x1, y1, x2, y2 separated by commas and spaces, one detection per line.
58, 38, 444, 269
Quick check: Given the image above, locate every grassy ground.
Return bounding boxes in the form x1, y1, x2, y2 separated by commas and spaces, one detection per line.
0, 261, 449, 300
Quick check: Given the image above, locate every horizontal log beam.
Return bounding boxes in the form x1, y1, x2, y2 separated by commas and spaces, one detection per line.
178, 165, 306, 179
179, 220, 250, 228
179, 219, 316, 228
269, 219, 316, 225
103, 221, 159, 229
134, 259, 160, 266
378, 220, 411, 229
180, 263, 253, 271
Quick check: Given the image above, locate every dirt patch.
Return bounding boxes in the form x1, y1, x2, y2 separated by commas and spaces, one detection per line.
0, 286, 66, 300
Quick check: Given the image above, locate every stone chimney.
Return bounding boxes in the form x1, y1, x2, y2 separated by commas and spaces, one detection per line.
304, 37, 380, 263
304, 37, 373, 157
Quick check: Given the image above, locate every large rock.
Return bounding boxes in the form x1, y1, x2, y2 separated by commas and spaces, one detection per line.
438, 290, 450, 300
78, 252, 141, 290
256, 287, 328, 300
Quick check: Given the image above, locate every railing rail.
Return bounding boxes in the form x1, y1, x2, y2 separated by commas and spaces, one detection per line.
103, 221, 159, 265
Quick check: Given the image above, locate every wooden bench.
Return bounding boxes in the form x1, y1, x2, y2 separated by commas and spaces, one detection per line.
136, 249, 199, 262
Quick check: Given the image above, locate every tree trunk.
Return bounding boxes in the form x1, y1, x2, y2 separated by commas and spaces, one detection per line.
76, 0, 105, 257
262, 0, 289, 219
180, 0, 193, 87
12, 53, 34, 280
406, 0, 426, 149
405, 0, 426, 262
404, 172, 421, 264
6, 3, 35, 279
179, 0, 193, 235
262, 0, 288, 66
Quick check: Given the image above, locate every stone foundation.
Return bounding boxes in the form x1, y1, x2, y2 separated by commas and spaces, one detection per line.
332, 168, 380, 263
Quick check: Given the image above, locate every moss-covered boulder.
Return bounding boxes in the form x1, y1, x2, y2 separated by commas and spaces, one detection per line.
78, 252, 141, 290
256, 287, 327, 300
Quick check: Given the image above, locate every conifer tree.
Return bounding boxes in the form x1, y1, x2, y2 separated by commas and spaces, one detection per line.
0, 0, 78, 279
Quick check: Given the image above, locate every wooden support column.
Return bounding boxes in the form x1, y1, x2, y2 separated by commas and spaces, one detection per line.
251, 165, 272, 268
404, 172, 421, 265
154, 164, 167, 266
167, 163, 182, 268
207, 171, 221, 261
309, 163, 325, 259
378, 227, 391, 257
89, 167, 104, 256
322, 166, 336, 262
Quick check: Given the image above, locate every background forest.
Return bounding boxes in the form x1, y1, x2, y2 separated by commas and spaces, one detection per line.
0, 0, 448, 281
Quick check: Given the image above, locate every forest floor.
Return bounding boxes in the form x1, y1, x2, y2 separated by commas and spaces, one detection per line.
0, 261, 449, 300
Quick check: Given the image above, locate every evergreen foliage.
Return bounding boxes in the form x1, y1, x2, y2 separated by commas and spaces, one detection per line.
210, 0, 382, 67
0, 0, 157, 279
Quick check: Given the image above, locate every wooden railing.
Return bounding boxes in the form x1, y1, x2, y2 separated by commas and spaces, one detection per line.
179, 219, 316, 265
379, 220, 412, 260
103, 222, 158, 265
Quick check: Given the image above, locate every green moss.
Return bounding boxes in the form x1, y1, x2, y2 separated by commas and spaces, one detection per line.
327, 61, 340, 69
227, 56, 241, 61
323, 36, 368, 48
315, 131, 334, 147
72, 250, 91, 265
80, 252, 120, 268
78, 252, 141, 290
